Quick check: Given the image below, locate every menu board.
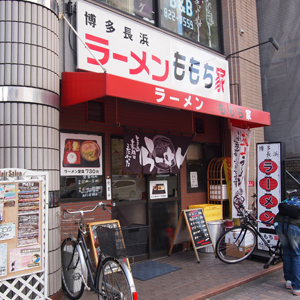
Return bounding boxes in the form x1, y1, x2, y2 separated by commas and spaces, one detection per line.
169, 208, 213, 263
185, 209, 212, 247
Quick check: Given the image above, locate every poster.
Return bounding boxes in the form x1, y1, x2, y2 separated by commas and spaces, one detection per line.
0, 243, 7, 277
17, 182, 40, 247
60, 132, 103, 176
190, 172, 198, 188
10, 247, 41, 273
0, 223, 15, 241
150, 180, 168, 199
106, 178, 112, 200
231, 127, 251, 218
0, 183, 16, 207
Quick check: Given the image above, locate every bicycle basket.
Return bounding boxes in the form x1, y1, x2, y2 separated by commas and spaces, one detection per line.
96, 224, 149, 258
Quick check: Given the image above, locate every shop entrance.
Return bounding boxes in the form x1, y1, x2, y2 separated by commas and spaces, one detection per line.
111, 173, 180, 259
111, 138, 181, 259
147, 174, 180, 258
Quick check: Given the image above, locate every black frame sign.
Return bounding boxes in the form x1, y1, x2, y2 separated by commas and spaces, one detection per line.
169, 208, 213, 263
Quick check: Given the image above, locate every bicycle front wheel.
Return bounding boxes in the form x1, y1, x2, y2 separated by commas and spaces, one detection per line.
61, 238, 85, 300
96, 257, 133, 300
216, 225, 257, 264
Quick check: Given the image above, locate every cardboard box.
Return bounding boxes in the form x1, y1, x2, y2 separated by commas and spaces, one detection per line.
225, 229, 254, 247
226, 244, 253, 258
188, 204, 222, 222
225, 230, 254, 258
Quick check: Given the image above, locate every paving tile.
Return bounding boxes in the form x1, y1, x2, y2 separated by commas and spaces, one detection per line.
62, 251, 283, 300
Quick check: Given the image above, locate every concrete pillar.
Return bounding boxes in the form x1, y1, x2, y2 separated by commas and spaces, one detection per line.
0, 0, 61, 297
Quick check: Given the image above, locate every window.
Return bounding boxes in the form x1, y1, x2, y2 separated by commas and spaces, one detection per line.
60, 175, 104, 200
111, 138, 146, 201
159, 0, 221, 51
87, 101, 105, 123
95, 0, 222, 52
195, 118, 205, 134
186, 143, 205, 192
96, 0, 155, 23
186, 142, 221, 192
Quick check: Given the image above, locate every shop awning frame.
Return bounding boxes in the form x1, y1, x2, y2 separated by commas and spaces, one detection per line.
61, 72, 270, 129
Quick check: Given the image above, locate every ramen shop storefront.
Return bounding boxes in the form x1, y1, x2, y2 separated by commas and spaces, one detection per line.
59, 0, 270, 258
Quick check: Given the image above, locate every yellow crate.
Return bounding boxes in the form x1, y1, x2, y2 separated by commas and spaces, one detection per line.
188, 204, 223, 222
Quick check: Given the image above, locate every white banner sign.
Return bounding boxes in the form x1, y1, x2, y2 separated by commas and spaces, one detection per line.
231, 127, 251, 218
256, 142, 282, 251
76, 0, 230, 104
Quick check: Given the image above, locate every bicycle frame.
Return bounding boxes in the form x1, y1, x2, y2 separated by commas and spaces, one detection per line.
235, 218, 281, 268
67, 215, 137, 297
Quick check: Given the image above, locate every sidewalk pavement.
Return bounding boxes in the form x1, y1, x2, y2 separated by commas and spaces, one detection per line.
67, 249, 283, 300
208, 269, 295, 299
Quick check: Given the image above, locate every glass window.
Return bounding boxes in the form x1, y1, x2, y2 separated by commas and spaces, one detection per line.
159, 0, 221, 51
186, 143, 205, 192
97, 0, 155, 23
111, 138, 146, 201
186, 142, 222, 192
60, 175, 104, 200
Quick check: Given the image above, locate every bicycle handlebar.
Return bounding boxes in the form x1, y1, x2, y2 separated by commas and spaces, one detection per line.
237, 203, 274, 226
65, 201, 115, 215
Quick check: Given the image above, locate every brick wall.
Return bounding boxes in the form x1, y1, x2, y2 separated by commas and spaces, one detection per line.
222, 0, 265, 196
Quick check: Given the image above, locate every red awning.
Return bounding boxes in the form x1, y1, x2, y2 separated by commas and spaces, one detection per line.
61, 72, 270, 129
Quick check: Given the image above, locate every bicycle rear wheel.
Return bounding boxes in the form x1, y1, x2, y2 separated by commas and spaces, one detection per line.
96, 257, 133, 300
61, 238, 85, 299
216, 225, 257, 263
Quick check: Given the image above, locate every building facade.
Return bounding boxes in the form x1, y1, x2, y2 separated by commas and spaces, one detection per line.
0, 0, 268, 298
257, 0, 300, 190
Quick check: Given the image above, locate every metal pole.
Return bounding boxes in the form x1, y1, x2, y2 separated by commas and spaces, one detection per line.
59, 12, 107, 73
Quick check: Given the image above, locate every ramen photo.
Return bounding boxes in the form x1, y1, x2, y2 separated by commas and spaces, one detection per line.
80, 141, 100, 161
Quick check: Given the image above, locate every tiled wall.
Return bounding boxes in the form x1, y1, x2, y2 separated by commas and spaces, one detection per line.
0, 0, 61, 297
222, 0, 265, 195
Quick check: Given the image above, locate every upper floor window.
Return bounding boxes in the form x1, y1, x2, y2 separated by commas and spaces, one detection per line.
96, 0, 155, 23
95, 0, 221, 52
159, 0, 221, 51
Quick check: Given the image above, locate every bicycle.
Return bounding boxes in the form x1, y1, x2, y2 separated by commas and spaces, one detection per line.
61, 202, 141, 300
215, 203, 282, 269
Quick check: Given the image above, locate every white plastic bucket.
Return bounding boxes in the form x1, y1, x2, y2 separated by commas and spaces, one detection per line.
200, 220, 225, 253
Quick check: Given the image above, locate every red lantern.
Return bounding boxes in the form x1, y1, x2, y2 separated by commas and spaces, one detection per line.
259, 211, 276, 224
259, 194, 278, 208
259, 159, 278, 175
259, 177, 278, 191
